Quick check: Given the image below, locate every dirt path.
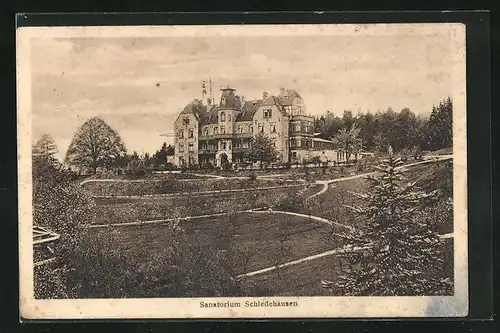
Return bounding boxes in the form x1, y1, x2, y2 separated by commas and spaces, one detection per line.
237, 231, 454, 279
90, 183, 306, 199
248, 209, 356, 232
306, 155, 453, 200
88, 208, 354, 232
236, 245, 370, 278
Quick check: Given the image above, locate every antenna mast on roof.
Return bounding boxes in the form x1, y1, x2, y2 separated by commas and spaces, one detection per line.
209, 77, 213, 105
201, 80, 207, 103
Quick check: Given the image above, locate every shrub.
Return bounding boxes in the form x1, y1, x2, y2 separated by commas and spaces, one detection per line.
324, 155, 452, 296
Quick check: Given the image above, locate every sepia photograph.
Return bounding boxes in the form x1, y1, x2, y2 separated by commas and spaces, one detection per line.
17, 23, 468, 319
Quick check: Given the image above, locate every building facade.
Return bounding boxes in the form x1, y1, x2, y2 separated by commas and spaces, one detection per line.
173, 86, 346, 168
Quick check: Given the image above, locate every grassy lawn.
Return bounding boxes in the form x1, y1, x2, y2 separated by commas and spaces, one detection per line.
241, 253, 348, 296
84, 159, 453, 296
91, 184, 314, 224
82, 177, 307, 197
93, 212, 339, 275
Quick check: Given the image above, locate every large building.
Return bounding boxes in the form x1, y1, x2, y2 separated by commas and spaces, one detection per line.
173, 85, 345, 168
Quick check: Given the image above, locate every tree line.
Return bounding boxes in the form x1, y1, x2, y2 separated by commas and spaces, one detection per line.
37, 97, 452, 175
315, 97, 453, 153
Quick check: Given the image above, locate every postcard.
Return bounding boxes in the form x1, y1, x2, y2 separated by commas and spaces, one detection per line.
17, 22, 467, 319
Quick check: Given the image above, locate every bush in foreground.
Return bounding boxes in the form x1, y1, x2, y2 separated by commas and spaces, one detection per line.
323, 154, 453, 296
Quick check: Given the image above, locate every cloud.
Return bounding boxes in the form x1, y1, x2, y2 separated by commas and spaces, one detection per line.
30, 31, 463, 158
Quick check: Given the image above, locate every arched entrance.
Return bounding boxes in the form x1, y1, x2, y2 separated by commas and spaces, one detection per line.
216, 151, 232, 169
220, 153, 230, 170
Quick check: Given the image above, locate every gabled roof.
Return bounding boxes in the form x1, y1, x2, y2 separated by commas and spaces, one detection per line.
261, 95, 283, 107
200, 104, 219, 125
237, 100, 262, 121
277, 89, 301, 106
180, 99, 205, 121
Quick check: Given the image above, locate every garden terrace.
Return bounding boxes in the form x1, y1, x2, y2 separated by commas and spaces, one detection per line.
82, 178, 303, 197
91, 184, 314, 224
90, 212, 343, 276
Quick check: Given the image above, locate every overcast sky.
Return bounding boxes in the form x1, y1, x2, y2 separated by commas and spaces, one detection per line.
30, 25, 463, 160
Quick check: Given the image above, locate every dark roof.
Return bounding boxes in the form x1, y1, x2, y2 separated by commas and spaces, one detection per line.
180, 99, 205, 121
277, 89, 301, 106
261, 95, 283, 107
237, 100, 262, 121
219, 88, 241, 110
201, 104, 219, 125
180, 99, 220, 125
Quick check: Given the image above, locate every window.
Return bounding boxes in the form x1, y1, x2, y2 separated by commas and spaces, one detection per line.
214, 126, 219, 135
221, 126, 226, 134
242, 140, 249, 148
272, 140, 276, 148
220, 112, 225, 122
271, 122, 276, 133
179, 156, 185, 166
189, 156, 195, 165
235, 140, 241, 148
188, 143, 194, 152
258, 123, 264, 133
188, 129, 194, 138
221, 141, 227, 150
249, 125, 254, 133
290, 138, 296, 148
263, 109, 272, 118
292, 152, 297, 159
183, 117, 190, 125
203, 127, 208, 136
179, 143, 184, 153
228, 114, 231, 121
238, 125, 243, 133
178, 130, 184, 139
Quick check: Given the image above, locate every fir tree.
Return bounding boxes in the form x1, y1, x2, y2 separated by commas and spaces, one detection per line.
324, 154, 453, 296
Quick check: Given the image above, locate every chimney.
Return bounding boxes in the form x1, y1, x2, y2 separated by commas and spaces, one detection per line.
263, 91, 269, 100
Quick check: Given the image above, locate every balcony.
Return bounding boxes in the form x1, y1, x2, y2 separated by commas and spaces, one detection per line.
200, 133, 235, 139
232, 147, 251, 154
200, 132, 254, 139
198, 148, 217, 154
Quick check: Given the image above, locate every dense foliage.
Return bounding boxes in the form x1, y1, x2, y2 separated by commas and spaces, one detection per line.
247, 132, 279, 167
323, 155, 453, 296
65, 117, 126, 174
314, 98, 453, 153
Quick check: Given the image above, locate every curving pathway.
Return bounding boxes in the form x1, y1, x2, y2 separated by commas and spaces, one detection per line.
306, 155, 453, 200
